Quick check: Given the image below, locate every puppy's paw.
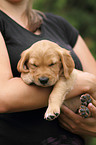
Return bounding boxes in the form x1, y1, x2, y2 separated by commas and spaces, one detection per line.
78, 105, 91, 118
80, 94, 92, 106
44, 106, 60, 121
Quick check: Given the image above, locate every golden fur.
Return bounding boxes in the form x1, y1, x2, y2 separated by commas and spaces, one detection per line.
17, 40, 96, 120
17, 40, 74, 86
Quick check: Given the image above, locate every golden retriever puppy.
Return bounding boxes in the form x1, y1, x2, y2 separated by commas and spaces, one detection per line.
17, 40, 96, 120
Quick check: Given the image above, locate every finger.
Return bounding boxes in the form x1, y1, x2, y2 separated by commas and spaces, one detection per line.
59, 113, 79, 131
58, 114, 74, 132
88, 103, 96, 118
60, 106, 96, 136
59, 114, 85, 135
59, 113, 73, 126
61, 105, 96, 127
61, 105, 82, 121
59, 118, 71, 131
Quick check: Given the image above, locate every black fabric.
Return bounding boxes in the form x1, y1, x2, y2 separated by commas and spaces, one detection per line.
0, 10, 84, 145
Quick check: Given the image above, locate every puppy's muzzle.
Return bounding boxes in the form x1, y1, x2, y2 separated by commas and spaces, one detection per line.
39, 77, 49, 85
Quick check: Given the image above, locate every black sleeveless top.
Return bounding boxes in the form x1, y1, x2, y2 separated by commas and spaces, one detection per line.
0, 10, 84, 145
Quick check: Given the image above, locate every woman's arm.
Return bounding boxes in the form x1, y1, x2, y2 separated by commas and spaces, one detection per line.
0, 32, 95, 114
72, 35, 96, 97
74, 35, 96, 74
0, 32, 52, 112
59, 104, 96, 137
59, 35, 96, 136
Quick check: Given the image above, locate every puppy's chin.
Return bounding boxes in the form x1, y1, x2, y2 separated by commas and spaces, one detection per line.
21, 73, 59, 87
34, 80, 57, 87
35, 83, 52, 87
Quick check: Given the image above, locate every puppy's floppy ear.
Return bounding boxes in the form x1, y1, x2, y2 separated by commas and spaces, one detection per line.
57, 48, 75, 79
17, 49, 30, 73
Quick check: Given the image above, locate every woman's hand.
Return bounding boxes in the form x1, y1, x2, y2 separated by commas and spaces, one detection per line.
58, 103, 96, 137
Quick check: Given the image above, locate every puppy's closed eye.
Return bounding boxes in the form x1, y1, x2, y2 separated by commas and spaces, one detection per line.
30, 64, 38, 67
48, 63, 56, 66
29, 59, 39, 68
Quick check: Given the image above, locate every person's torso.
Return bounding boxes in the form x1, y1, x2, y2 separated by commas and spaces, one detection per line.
0, 10, 84, 145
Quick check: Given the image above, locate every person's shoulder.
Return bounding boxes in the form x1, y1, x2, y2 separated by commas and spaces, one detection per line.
44, 12, 70, 27
0, 10, 4, 18
0, 10, 6, 24
44, 12, 57, 18
45, 12, 64, 21
0, 10, 4, 31
0, 10, 2, 19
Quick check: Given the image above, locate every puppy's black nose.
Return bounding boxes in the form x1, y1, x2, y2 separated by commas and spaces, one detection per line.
39, 77, 49, 85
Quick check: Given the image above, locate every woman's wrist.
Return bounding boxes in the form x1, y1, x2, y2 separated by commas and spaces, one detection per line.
83, 72, 96, 99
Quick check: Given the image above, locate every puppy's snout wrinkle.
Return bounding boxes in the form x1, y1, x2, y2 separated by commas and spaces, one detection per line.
39, 77, 49, 85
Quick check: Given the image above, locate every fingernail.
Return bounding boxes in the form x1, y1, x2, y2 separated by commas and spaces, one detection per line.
88, 103, 93, 110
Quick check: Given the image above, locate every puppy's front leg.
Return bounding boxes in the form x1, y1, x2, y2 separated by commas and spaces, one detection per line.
44, 77, 74, 121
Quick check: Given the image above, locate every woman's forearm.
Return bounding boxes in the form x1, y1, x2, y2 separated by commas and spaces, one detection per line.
66, 69, 96, 99
0, 69, 95, 113
0, 77, 52, 113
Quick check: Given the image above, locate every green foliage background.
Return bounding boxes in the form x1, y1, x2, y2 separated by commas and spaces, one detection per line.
33, 0, 96, 59
33, 0, 96, 144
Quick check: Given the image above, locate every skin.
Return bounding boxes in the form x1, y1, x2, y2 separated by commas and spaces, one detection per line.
0, 0, 96, 137
59, 36, 96, 137
59, 104, 96, 137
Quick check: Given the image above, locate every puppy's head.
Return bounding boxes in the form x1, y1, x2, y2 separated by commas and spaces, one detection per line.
17, 40, 74, 87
